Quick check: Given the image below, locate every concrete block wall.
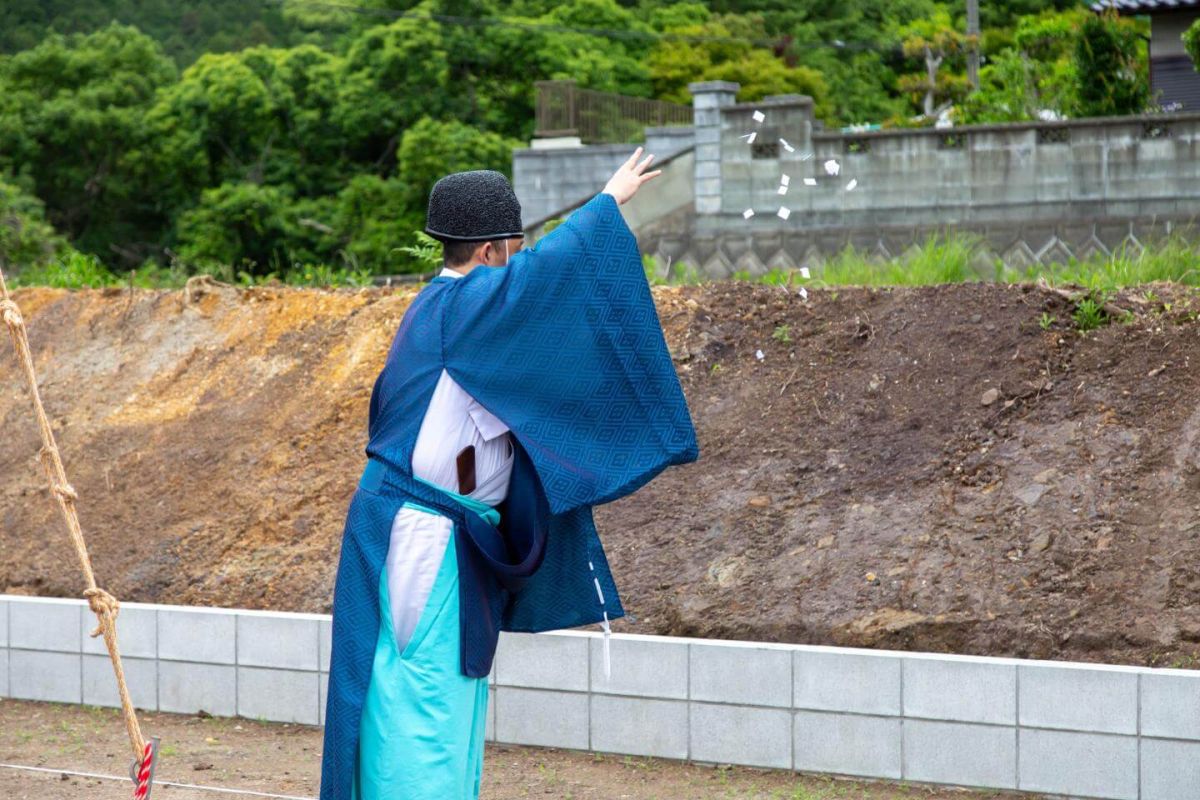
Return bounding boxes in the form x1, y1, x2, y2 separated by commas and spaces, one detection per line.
515, 80, 1200, 278
514, 133, 695, 226
4, 595, 1199, 798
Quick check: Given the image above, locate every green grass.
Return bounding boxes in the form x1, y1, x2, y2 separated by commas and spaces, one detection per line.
7, 252, 375, 290
647, 232, 1200, 291
819, 234, 983, 286
1072, 294, 1109, 331
11, 231, 1200, 292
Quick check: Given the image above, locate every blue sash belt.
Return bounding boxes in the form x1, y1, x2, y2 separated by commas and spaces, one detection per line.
358, 457, 546, 676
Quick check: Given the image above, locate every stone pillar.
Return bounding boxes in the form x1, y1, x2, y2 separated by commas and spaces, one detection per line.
688, 81, 739, 215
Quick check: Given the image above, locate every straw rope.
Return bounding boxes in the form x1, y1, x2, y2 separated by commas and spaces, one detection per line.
0, 266, 147, 759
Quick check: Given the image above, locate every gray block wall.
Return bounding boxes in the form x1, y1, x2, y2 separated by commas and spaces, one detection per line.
514, 128, 695, 226
4, 594, 1200, 798
516, 82, 1200, 278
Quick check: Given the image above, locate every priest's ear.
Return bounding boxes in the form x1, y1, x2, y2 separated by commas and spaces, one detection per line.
479, 238, 522, 267
476, 240, 501, 267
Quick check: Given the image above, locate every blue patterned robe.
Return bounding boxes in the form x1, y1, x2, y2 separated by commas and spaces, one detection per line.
320, 192, 698, 800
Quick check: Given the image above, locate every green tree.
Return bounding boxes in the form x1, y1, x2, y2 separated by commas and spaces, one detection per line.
1183, 18, 1200, 74
0, 24, 176, 261
958, 9, 1085, 124
0, 178, 70, 271
339, 17, 455, 161
142, 44, 355, 215
534, 0, 654, 97
647, 13, 828, 113
0, 0, 302, 67
1072, 11, 1150, 117
959, 49, 1038, 123
175, 182, 302, 276
397, 117, 517, 215
293, 175, 418, 273
897, 9, 972, 119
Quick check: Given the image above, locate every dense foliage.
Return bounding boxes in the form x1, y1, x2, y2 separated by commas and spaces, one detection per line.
0, 0, 1163, 284
1183, 18, 1200, 74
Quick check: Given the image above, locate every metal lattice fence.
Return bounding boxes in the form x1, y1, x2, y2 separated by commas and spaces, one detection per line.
535, 80, 693, 144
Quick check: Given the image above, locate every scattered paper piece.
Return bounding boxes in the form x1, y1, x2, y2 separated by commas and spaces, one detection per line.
777, 206, 791, 220
800, 267, 811, 279
752, 110, 765, 123
780, 138, 795, 153
824, 159, 841, 176
799, 152, 813, 161
798, 286, 808, 300
846, 178, 858, 191
755, 349, 765, 361
803, 177, 817, 186
777, 185, 788, 195
743, 208, 755, 219
781, 174, 791, 186
740, 131, 757, 144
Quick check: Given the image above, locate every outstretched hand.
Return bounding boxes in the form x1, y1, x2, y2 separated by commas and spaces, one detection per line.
602, 147, 663, 205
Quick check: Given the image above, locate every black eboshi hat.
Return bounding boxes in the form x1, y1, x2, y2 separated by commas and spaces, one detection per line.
424, 170, 524, 243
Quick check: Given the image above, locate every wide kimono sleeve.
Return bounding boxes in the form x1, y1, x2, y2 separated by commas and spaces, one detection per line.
442, 192, 698, 515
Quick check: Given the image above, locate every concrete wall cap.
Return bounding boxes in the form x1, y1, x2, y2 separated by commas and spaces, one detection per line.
731, 95, 814, 110
688, 81, 740, 94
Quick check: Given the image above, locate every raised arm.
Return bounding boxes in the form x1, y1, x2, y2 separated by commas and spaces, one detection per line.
440, 150, 695, 514
601, 146, 662, 205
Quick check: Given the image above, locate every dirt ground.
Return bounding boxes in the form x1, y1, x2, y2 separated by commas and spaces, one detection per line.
3, 281, 1200, 668
0, 698, 1023, 799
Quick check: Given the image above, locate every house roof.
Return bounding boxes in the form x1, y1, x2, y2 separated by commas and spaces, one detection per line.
1092, 0, 1200, 13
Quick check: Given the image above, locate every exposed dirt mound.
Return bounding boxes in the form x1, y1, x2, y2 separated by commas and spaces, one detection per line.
3, 280, 1200, 667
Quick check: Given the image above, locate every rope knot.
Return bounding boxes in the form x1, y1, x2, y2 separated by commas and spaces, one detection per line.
0, 298, 22, 328
84, 587, 120, 637
51, 481, 78, 502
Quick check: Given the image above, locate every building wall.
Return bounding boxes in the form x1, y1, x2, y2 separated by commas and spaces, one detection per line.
1150, 9, 1196, 58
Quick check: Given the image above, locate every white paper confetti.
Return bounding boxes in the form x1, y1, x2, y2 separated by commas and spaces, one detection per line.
803, 177, 817, 186
743, 208, 755, 219
777, 206, 791, 220
755, 349, 765, 361
798, 286, 809, 300
846, 178, 858, 191
799, 152, 813, 161
824, 159, 841, 176
752, 110, 765, 123
780, 138, 795, 153
777, 185, 788, 195
741, 131, 758, 144
800, 267, 811, 279
780, 175, 791, 186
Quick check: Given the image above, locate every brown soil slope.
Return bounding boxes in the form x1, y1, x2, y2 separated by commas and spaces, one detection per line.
2, 281, 1199, 667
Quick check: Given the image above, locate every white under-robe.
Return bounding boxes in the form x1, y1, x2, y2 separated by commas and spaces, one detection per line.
384, 266, 514, 653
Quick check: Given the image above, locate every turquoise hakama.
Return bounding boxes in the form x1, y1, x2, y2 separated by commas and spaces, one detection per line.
354, 494, 498, 800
